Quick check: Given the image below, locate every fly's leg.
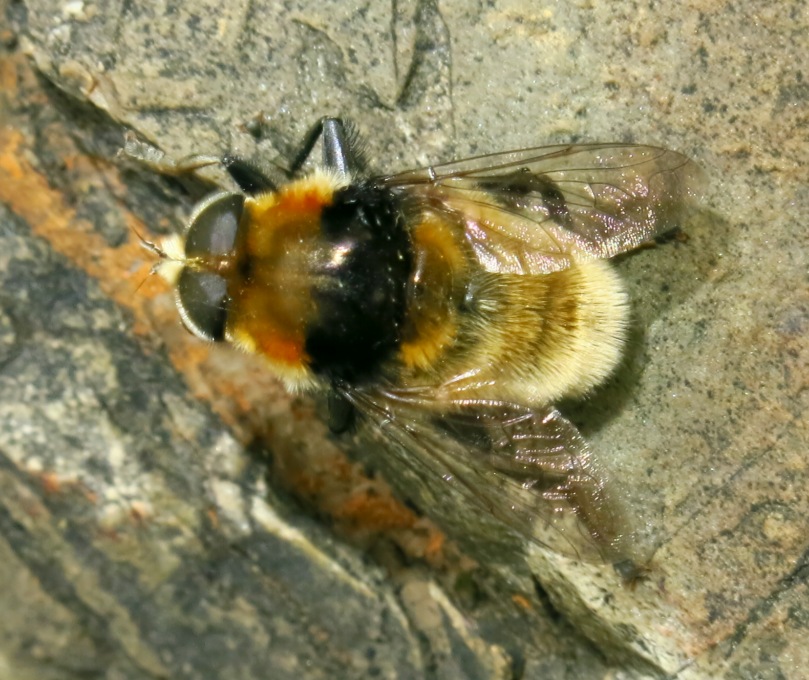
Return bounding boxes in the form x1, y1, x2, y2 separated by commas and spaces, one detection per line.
120, 131, 277, 195
289, 117, 365, 178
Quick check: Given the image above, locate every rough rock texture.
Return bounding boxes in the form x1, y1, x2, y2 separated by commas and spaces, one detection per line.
1, 0, 807, 678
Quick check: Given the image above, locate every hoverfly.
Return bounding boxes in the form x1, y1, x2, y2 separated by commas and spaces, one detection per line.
125, 118, 702, 564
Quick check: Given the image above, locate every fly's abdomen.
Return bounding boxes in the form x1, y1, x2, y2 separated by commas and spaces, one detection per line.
456, 260, 629, 405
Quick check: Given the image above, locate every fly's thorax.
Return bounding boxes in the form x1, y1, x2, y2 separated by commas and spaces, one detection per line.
222, 174, 413, 387
303, 182, 413, 382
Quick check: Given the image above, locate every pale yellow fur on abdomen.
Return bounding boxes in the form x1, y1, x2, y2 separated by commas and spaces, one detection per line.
447, 259, 629, 406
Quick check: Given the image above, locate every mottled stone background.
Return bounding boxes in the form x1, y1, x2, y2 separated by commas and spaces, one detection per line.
0, 0, 807, 678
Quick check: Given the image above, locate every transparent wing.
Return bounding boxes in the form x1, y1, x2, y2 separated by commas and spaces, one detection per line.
377, 144, 704, 274
340, 382, 639, 563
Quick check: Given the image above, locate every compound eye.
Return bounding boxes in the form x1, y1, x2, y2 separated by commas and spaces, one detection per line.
184, 192, 244, 257
176, 270, 229, 341
176, 192, 245, 342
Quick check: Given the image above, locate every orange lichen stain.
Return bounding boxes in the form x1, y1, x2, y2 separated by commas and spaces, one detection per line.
0, 123, 227, 428
511, 594, 533, 611
40, 471, 63, 495
202, 357, 275, 419
132, 265, 170, 300
169, 341, 213, 379
422, 529, 446, 562
0, 144, 25, 182
284, 468, 328, 500
335, 490, 419, 532
323, 455, 357, 485
35, 470, 96, 501
0, 129, 168, 335
206, 506, 220, 529
278, 451, 368, 512
128, 501, 152, 525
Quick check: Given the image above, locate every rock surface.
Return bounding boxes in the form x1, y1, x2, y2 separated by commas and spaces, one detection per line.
1, 1, 807, 678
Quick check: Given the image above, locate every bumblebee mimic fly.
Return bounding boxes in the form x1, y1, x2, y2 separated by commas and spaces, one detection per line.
125, 118, 702, 565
